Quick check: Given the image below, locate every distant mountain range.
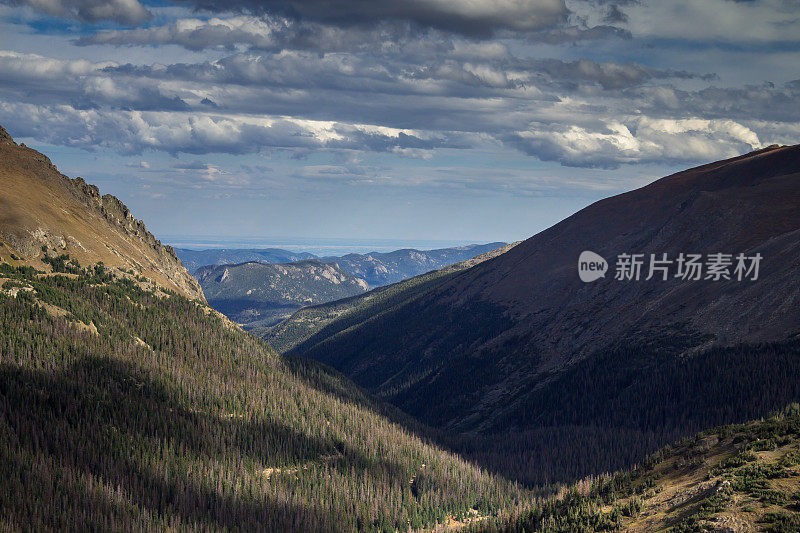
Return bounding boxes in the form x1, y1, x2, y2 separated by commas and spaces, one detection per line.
316, 243, 507, 287
176, 242, 506, 287
266, 242, 520, 352
174, 248, 317, 272
185, 242, 508, 329
278, 145, 800, 485
195, 260, 370, 328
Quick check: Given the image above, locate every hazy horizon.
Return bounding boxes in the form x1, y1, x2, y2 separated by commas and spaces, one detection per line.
164, 235, 503, 256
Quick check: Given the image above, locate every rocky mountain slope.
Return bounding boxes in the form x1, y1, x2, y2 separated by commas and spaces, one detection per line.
0, 126, 203, 302
286, 145, 800, 484
195, 260, 370, 328
174, 248, 316, 273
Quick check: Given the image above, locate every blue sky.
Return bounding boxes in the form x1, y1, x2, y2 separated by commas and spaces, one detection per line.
1, 0, 798, 245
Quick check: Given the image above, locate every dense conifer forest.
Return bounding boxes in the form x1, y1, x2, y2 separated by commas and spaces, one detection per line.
0, 262, 532, 531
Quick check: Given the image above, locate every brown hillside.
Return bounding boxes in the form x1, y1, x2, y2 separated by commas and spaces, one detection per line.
0, 125, 204, 301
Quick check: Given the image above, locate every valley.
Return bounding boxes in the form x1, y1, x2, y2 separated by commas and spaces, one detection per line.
3, 0, 798, 528
1, 127, 799, 531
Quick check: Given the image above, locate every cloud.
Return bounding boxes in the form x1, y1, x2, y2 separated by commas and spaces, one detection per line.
0, 101, 451, 157
2, 43, 793, 169
76, 16, 286, 51
603, 4, 628, 23
175, 0, 569, 37
77, 11, 628, 52
2, 2, 798, 173
2, 0, 150, 24
619, 0, 800, 43
531, 59, 715, 90
508, 117, 765, 168
0, 51, 190, 111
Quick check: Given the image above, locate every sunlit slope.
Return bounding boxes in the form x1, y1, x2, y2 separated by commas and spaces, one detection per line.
490, 406, 800, 532
0, 125, 203, 301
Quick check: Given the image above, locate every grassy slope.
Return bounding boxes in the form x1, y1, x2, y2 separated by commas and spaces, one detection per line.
482, 405, 800, 532
0, 261, 530, 532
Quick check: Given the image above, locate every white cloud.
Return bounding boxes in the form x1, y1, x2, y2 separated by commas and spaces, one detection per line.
511, 117, 765, 167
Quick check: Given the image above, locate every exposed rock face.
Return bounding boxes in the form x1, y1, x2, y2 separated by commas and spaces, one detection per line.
0, 125, 205, 302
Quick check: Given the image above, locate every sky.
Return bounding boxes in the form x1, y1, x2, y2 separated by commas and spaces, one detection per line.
1, 0, 799, 247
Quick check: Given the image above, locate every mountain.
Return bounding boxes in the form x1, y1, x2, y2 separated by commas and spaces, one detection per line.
318, 242, 507, 287
284, 145, 800, 485
195, 260, 370, 328
266, 242, 520, 353
0, 126, 203, 302
192, 244, 509, 330
174, 247, 317, 273
7, 262, 797, 531
175, 243, 508, 287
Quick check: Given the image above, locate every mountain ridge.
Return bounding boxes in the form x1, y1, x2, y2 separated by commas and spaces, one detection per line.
0, 126, 204, 302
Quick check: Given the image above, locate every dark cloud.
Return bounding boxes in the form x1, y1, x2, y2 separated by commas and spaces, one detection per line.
604, 4, 629, 23
533, 59, 715, 90
174, 0, 569, 37
77, 13, 628, 53
1, 0, 150, 24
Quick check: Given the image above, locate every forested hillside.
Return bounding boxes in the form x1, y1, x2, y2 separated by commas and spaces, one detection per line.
0, 261, 531, 531
6, 258, 800, 531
